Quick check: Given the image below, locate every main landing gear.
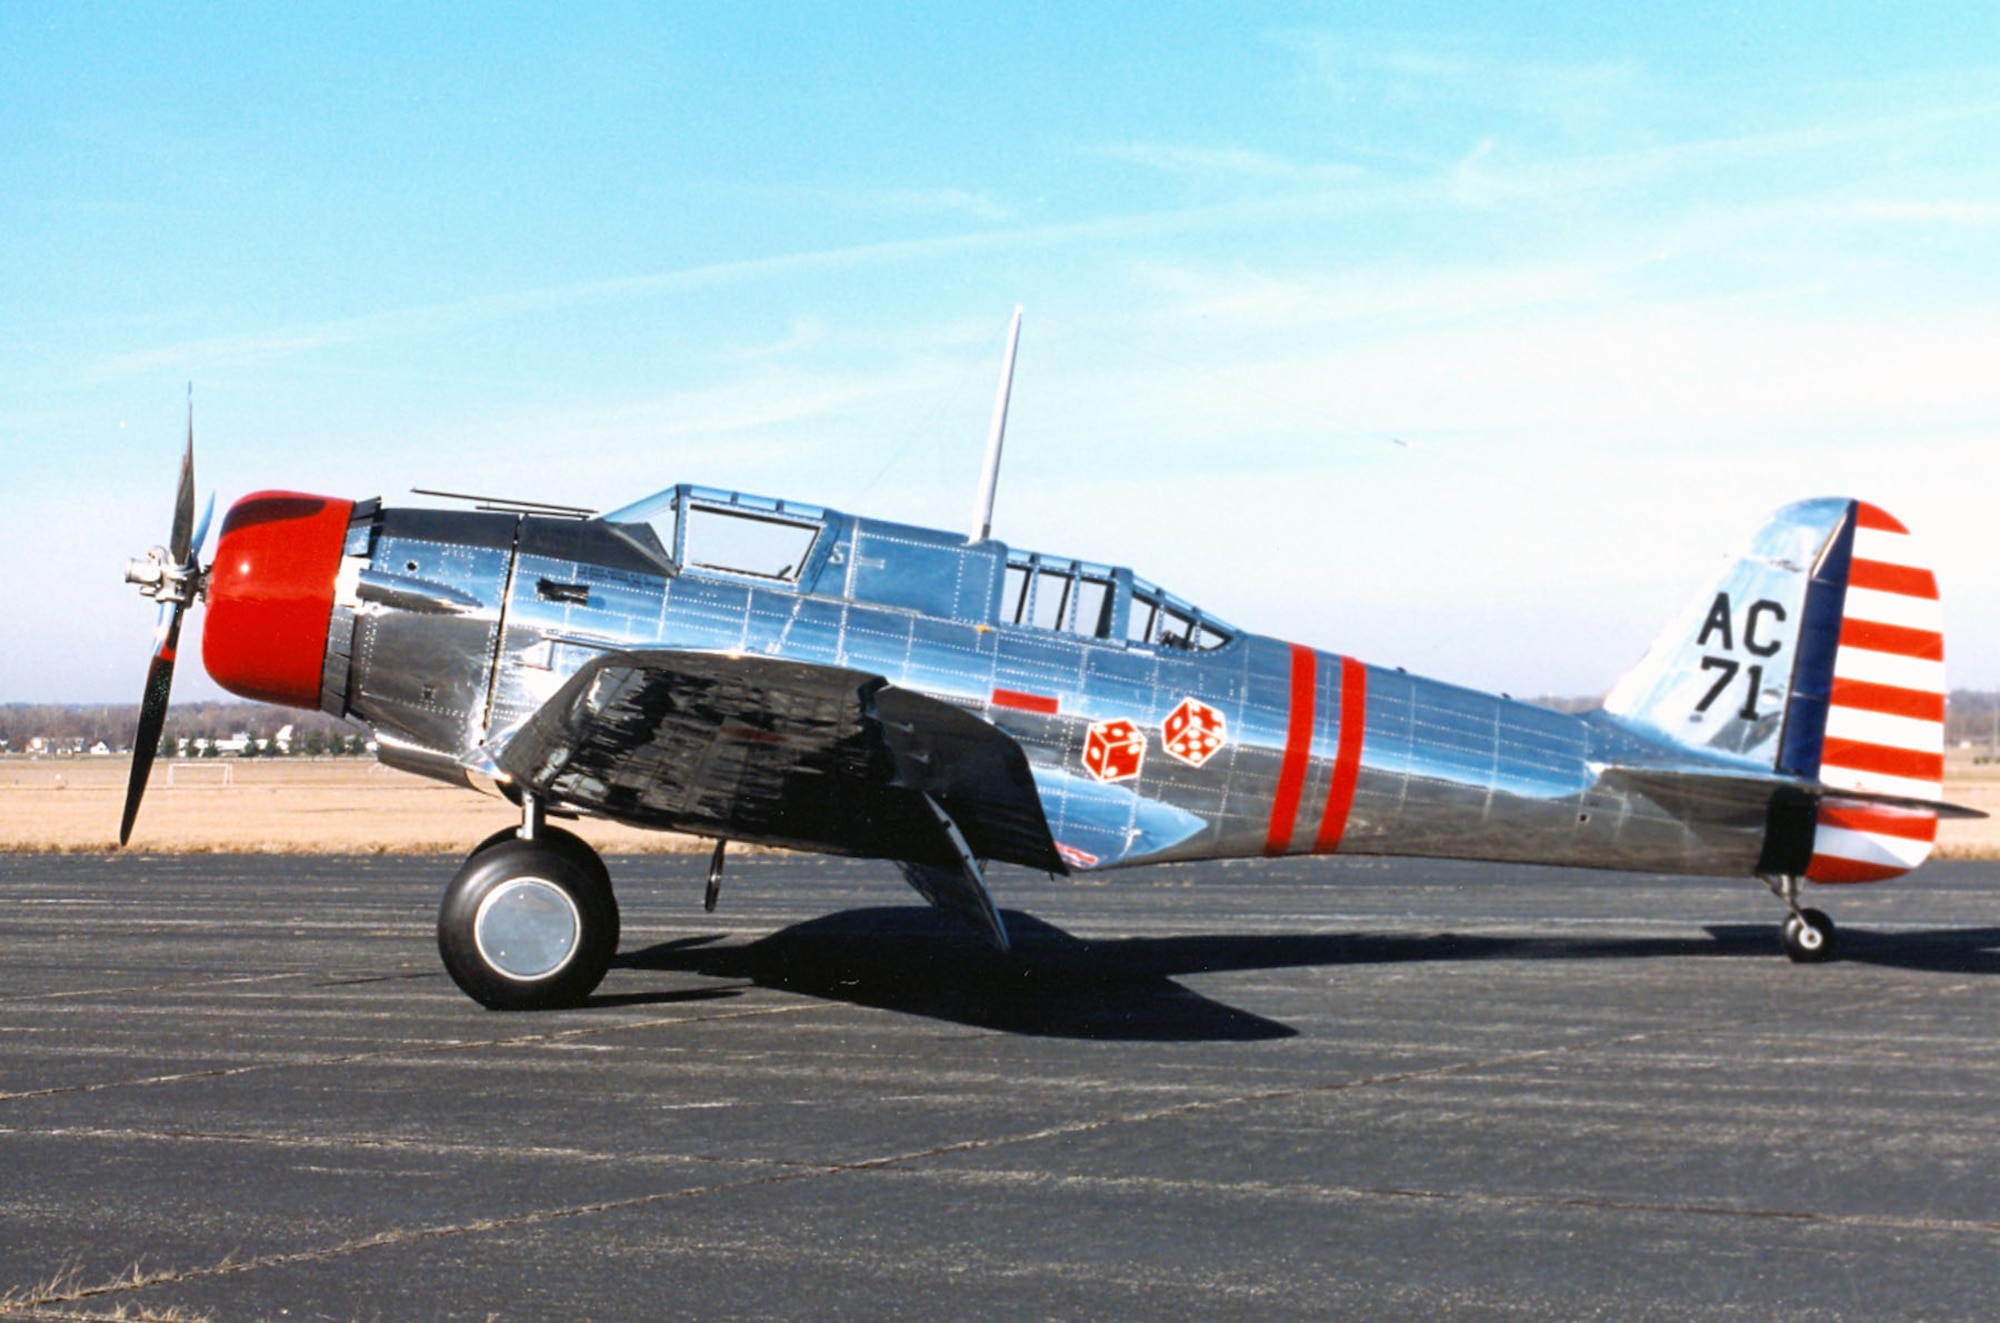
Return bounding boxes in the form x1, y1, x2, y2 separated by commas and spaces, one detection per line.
1761, 874, 1836, 963
437, 794, 619, 1010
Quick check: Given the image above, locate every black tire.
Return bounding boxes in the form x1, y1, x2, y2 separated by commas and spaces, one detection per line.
438, 838, 619, 1010
469, 824, 610, 888
1781, 907, 1836, 963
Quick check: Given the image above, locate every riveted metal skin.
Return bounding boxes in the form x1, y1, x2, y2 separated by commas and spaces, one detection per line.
336, 507, 516, 778
313, 483, 1894, 885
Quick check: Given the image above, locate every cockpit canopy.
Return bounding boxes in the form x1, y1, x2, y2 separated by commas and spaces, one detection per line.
603, 484, 1233, 651
606, 485, 824, 583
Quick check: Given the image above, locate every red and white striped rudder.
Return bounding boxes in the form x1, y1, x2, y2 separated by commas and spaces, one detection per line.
1808, 502, 1945, 883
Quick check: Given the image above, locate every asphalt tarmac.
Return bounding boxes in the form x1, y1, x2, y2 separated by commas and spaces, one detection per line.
5, 852, 2000, 1321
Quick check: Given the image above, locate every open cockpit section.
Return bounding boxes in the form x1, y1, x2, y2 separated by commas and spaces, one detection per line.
603, 485, 830, 583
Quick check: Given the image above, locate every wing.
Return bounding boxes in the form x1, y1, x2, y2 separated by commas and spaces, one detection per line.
493, 650, 1064, 875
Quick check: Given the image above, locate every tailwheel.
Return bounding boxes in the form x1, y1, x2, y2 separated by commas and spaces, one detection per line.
438, 836, 619, 1010
1781, 907, 1836, 964
1762, 874, 1837, 964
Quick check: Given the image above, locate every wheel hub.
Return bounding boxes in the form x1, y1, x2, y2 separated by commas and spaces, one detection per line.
473, 876, 583, 980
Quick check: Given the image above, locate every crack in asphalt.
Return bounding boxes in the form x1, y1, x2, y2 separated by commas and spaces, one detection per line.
0, 972, 311, 1006
4, 1003, 1964, 1313
0, 931, 1987, 1311
0, 991, 792, 1103
887, 1164, 2000, 1238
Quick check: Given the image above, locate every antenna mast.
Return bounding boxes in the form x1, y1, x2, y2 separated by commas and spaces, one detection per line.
968, 305, 1023, 543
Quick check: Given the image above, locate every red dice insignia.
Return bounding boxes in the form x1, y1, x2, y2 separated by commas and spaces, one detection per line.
1082, 718, 1146, 783
1161, 696, 1226, 767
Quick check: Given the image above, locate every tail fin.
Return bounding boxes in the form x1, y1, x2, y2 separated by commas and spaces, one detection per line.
1602, 498, 1945, 881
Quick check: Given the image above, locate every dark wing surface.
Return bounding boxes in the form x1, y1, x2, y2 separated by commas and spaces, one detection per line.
495, 650, 1063, 875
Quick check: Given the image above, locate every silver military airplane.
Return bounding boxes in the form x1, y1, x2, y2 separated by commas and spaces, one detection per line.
123, 331, 1977, 1010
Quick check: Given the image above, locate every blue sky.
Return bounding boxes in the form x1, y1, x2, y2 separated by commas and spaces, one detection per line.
4, 3, 1997, 704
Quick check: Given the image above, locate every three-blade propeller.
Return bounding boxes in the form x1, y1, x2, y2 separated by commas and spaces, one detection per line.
119, 399, 214, 846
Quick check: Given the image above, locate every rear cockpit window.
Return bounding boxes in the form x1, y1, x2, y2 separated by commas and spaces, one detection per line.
1003, 555, 1117, 638
684, 505, 819, 582
1072, 577, 1112, 637
1127, 578, 1232, 651
1031, 568, 1075, 631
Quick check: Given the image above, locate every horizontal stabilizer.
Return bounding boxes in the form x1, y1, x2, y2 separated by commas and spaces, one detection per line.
1602, 763, 1985, 823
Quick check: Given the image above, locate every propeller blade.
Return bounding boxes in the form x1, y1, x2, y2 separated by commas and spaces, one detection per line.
168, 395, 196, 566
189, 491, 216, 564
119, 601, 186, 847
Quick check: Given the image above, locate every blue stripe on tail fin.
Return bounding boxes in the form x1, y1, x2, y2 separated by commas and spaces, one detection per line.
1776, 507, 1856, 779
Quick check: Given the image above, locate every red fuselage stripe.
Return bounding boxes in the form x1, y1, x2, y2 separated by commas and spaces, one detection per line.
991, 687, 1059, 715
1314, 656, 1368, 854
1265, 644, 1317, 856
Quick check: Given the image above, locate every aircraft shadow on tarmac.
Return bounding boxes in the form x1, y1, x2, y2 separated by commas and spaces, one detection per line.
608, 907, 2000, 1041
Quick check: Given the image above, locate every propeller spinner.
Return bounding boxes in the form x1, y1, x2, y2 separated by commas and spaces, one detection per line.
119, 400, 214, 846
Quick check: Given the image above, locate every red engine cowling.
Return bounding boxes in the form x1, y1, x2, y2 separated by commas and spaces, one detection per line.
203, 491, 354, 708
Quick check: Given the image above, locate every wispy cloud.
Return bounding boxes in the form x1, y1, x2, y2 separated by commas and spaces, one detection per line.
1124, 254, 1635, 335
82, 237, 997, 382
1444, 99, 2000, 208
1846, 199, 2000, 225
87, 323, 404, 381
1279, 32, 1646, 138
79, 213, 1262, 382
718, 316, 829, 363
700, 181, 1011, 221
83, 96, 2000, 387
1086, 142, 1363, 184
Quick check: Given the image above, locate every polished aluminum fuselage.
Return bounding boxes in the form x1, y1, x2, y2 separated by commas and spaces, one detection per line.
320, 501, 1773, 878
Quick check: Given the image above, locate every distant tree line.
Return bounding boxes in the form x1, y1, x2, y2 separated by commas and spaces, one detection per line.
1949, 689, 2000, 752
0, 702, 370, 755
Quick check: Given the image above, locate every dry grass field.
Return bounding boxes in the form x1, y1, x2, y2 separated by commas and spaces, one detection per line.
4, 753, 1998, 857
0, 756, 705, 854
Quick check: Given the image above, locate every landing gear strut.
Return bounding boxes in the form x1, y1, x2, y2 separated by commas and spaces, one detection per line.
705, 839, 726, 913
438, 792, 619, 1010
1761, 873, 1836, 963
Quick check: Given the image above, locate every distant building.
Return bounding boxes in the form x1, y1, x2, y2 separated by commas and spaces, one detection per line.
88, 741, 111, 756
